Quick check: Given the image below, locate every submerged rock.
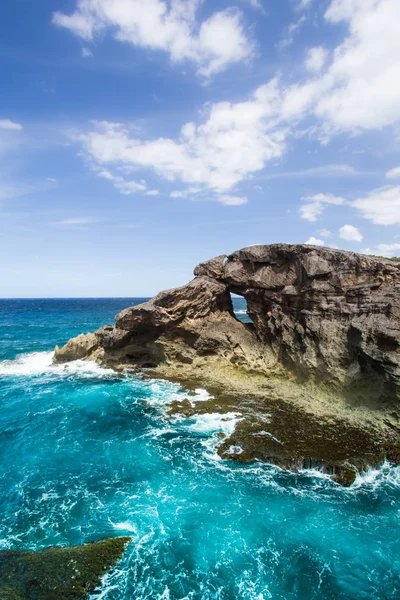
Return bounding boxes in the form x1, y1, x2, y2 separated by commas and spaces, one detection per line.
0, 537, 131, 600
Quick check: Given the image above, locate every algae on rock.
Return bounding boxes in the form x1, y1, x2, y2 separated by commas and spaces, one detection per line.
0, 537, 131, 600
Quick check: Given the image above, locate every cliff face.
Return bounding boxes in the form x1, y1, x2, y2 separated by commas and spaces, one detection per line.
55, 244, 400, 408
197, 245, 400, 407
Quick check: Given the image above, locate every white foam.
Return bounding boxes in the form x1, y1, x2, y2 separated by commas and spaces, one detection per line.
108, 518, 137, 534
234, 310, 247, 315
0, 351, 54, 376
192, 388, 214, 402
226, 445, 244, 455
0, 351, 115, 378
187, 412, 241, 436
351, 461, 400, 490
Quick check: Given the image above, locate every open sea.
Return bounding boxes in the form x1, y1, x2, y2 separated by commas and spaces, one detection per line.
0, 298, 399, 599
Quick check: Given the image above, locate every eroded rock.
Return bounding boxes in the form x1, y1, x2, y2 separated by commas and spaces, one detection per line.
52, 244, 400, 480
54, 333, 98, 363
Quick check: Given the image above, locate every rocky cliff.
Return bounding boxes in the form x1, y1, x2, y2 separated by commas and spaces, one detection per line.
55, 244, 400, 409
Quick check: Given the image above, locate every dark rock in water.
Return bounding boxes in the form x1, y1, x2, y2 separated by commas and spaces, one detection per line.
0, 537, 131, 600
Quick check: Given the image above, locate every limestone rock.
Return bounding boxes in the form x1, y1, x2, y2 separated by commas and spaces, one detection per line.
54, 332, 98, 363
54, 244, 400, 408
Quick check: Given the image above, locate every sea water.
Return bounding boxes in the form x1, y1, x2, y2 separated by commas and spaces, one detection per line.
0, 298, 399, 599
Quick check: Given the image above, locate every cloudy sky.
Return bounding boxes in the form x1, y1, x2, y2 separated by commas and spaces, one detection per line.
1, 0, 400, 296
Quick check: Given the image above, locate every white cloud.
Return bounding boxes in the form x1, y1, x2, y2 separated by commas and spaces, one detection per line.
82, 47, 92, 57
318, 229, 332, 238
69, 1, 400, 208
96, 167, 159, 196
53, 0, 253, 78
305, 46, 328, 73
339, 224, 363, 242
352, 185, 400, 225
298, 0, 313, 8
317, 0, 400, 132
279, 16, 306, 49
244, 0, 263, 9
76, 80, 287, 203
363, 243, 400, 258
218, 195, 247, 206
0, 119, 23, 131
299, 193, 346, 221
51, 217, 97, 225
386, 166, 400, 179
276, 0, 400, 135
305, 237, 325, 246
263, 164, 364, 180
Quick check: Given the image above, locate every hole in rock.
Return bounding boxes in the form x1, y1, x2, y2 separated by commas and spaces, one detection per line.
230, 293, 253, 325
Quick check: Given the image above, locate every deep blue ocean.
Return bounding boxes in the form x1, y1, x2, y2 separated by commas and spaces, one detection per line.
0, 298, 399, 599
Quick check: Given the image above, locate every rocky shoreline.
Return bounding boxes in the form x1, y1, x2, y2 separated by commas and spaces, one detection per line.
54, 244, 400, 485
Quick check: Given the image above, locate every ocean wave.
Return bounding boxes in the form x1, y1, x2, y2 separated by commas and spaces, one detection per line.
0, 351, 115, 378
186, 412, 241, 436
350, 461, 400, 491
0, 351, 55, 376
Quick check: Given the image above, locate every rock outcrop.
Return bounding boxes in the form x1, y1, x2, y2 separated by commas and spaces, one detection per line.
0, 537, 131, 600
54, 244, 400, 409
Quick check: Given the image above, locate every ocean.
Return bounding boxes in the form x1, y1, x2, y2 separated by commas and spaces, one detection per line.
0, 298, 399, 599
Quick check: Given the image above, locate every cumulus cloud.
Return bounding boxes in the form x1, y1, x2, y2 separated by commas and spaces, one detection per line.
0, 119, 23, 131
317, 0, 400, 132
363, 243, 400, 258
339, 224, 363, 242
352, 186, 400, 225
299, 193, 346, 222
76, 80, 287, 204
305, 46, 328, 73
276, 0, 400, 135
305, 237, 324, 246
69, 0, 400, 207
386, 166, 400, 179
53, 0, 253, 78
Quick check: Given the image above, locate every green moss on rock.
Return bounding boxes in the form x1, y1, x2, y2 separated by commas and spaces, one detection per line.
0, 537, 131, 600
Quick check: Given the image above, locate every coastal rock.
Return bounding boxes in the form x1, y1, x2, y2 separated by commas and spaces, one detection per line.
0, 537, 131, 600
54, 332, 99, 363
54, 244, 400, 407
93, 276, 270, 371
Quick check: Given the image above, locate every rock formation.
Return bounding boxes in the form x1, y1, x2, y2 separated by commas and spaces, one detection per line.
55, 244, 400, 409
0, 537, 131, 600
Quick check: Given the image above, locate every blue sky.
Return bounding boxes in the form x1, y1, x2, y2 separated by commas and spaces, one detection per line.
1, 0, 400, 297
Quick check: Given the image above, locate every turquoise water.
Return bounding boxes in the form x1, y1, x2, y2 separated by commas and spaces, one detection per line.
0, 299, 399, 600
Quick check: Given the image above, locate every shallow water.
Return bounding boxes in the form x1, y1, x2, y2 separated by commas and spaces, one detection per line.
0, 299, 399, 599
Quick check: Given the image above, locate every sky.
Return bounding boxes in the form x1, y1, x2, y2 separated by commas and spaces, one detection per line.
1, 0, 400, 297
